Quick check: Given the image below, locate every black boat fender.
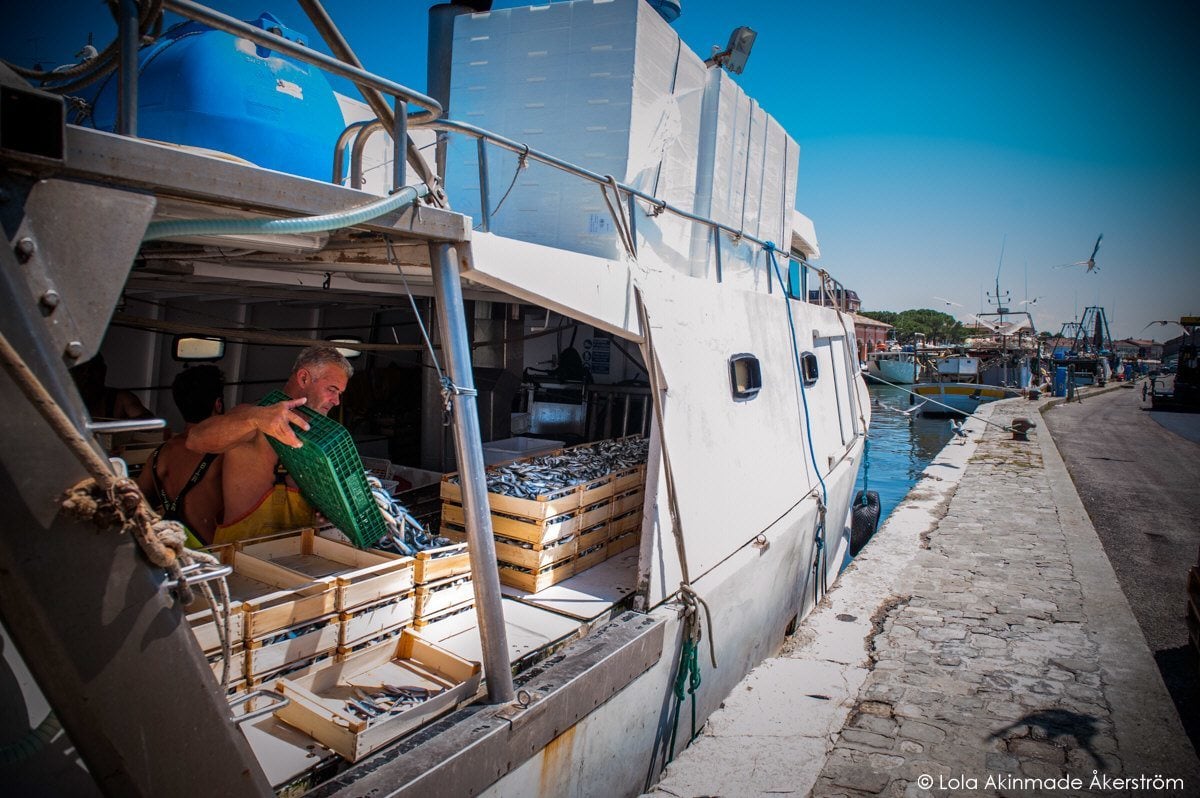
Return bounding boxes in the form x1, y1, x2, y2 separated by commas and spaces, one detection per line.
850, 490, 881, 556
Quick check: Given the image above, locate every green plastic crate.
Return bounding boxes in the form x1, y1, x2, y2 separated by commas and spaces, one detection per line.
257, 391, 386, 549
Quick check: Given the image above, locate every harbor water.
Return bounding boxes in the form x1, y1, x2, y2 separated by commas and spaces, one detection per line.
854, 382, 956, 525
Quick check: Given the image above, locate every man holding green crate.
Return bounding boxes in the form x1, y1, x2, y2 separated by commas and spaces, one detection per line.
188, 345, 353, 544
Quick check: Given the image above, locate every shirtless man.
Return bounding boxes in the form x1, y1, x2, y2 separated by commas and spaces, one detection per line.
136, 365, 225, 545
186, 345, 353, 544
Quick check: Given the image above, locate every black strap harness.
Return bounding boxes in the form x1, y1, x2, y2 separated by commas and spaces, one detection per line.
149, 444, 218, 522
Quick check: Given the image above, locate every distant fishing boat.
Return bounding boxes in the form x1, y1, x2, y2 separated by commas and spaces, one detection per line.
912, 306, 1039, 416
865, 349, 921, 384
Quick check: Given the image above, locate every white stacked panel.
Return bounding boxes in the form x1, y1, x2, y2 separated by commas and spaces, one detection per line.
446, 0, 703, 266
691, 70, 800, 291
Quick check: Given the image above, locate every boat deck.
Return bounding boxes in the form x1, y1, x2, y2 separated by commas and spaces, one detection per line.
241, 550, 640, 788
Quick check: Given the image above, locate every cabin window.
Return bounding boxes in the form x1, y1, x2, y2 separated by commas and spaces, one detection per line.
801, 352, 819, 386
172, 335, 225, 361
729, 354, 762, 400
328, 336, 364, 359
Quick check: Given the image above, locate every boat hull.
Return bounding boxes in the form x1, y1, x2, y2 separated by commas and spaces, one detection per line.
482, 445, 863, 798
912, 382, 1018, 415
866, 354, 919, 384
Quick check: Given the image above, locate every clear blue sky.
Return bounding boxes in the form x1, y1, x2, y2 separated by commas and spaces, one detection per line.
4, 1, 1197, 340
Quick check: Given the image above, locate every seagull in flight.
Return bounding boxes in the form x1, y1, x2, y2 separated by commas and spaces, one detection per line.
1053, 234, 1103, 273
1141, 320, 1184, 331
933, 296, 962, 308
880, 400, 926, 420
1018, 296, 1043, 306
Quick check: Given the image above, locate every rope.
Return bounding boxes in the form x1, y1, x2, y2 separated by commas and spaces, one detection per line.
865, 371, 1017, 433
764, 242, 828, 505
0, 330, 217, 604
473, 144, 529, 231
384, 238, 475, 422
636, 291, 719, 764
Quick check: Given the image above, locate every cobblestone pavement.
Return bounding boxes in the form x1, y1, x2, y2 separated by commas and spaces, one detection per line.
650, 394, 1199, 798
815, 400, 1122, 797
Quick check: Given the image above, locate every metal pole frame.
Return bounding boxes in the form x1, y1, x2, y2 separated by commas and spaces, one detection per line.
427, 241, 515, 704
117, 0, 139, 136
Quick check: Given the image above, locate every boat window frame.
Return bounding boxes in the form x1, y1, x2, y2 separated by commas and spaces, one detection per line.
801, 351, 819, 386
728, 353, 762, 401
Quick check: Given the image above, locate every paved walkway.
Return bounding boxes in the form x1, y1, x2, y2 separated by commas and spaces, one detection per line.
648, 392, 1199, 797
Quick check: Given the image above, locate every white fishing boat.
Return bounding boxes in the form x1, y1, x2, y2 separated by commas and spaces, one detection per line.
866, 349, 921, 384
912, 329, 1036, 415
0, 2, 872, 796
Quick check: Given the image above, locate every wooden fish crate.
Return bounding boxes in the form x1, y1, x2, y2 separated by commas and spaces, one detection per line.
185, 544, 245, 654
610, 464, 646, 494
441, 501, 577, 546
498, 557, 575, 593
610, 487, 645, 518
207, 643, 247, 689
246, 614, 341, 680
609, 510, 643, 539
440, 525, 576, 571
574, 544, 608, 573
238, 528, 413, 612
273, 629, 481, 762
607, 531, 639, 558
414, 576, 474, 619
413, 543, 471, 584
188, 602, 245, 656
339, 592, 414, 649
578, 498, 613, 529
412, 600, 475, 630
440, 475, 587, 520
576, 521, 610, 553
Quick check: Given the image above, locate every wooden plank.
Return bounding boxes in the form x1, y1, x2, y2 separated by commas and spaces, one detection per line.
414, 578, 475, 618
577, 499, 613, 530
574, 545, 607, 574
609, 510, 643, 538
339, 593, 414, 649
606, 532, 639, 558
611, 488, 645, 517
412, 600, 475, 630
247, 615, 341, 678
576, 522, 609, 553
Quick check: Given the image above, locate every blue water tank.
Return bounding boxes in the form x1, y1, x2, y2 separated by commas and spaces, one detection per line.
1053, 366, 1068, 397
92, 12, 346, 182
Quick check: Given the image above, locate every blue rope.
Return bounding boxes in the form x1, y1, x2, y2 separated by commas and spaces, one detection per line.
765, 242, 827, 506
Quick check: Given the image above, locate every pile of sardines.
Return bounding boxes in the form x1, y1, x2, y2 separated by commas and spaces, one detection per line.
447, 437, 649, 500
367, 475, 450, 556
343, 684, 443, 721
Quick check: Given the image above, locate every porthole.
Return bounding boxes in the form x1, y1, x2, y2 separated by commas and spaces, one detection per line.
801, 352, 819, 386
729, 354, 762, 400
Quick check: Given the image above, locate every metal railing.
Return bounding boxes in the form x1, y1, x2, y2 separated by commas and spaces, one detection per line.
157, 0, 442, 194
405, 118, 845, 305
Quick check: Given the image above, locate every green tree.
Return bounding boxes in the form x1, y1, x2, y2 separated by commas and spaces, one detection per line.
893, 308, 966, 345
859, 310, 898, 328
